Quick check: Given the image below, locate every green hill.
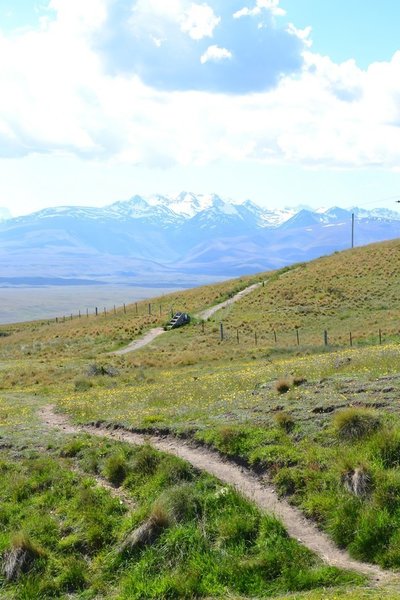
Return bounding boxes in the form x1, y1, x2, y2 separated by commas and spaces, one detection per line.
1, 240, 400, 599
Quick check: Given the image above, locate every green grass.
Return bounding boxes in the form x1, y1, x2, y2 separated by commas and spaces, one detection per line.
2, 240, 400, 597
0, 433, 361, 599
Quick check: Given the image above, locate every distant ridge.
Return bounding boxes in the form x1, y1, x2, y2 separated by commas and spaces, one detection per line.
1, 192, 399, 284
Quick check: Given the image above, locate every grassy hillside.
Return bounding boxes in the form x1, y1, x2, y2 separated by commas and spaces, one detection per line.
2, 240, 400, 598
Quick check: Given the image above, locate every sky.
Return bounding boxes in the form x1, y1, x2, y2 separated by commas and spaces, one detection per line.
1, 0, 400, 216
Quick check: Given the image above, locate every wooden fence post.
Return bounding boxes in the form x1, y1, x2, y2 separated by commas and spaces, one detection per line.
273, 330, 277, 343
350, 332, 353, 347
255, 332, 258, 346
324, 330, 328, 346
220, 323, 224, 341
236, 328, 239, 344
202, 320, 205, 333
148, 303, 151, 315
95, 307, 98, 316
379, 329, 382, 345
296, 328, 300, 346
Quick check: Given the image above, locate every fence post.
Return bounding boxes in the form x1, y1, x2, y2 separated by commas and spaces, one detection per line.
160, 304, 162, 316
202, 320, 205, 333
379, 329, 382, 345
236, 328, 239, 344
135, 302, 138, 315
70, 314, 73, 321
255, 332, 258, 346
273, 330, 277, 343
56, 317, 58, 323
220, 323, 224, 341
104, 307, 107, 317
350, 332, 353, 347
324, 330, 328, 346
296, 328, 300, 346
148, 303, 151, 315
86, 308, 89, 318
95, 307, 98, 316
78, 310, 81, 319
114, 305, 116, 315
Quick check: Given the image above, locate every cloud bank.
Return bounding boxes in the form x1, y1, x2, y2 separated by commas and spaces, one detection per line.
1, 0, 400, 172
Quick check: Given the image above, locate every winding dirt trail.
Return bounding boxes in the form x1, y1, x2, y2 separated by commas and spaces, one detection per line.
195, 282, 262, 321
40, 404, 398, 586
112, 282, 262, 356
113, 327, 165, 356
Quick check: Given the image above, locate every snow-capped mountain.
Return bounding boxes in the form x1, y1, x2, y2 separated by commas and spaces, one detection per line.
1, 192, 400, 284
0, 207, 11, 221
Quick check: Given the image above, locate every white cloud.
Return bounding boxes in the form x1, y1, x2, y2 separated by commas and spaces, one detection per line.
2, 0, 400, 174
234, 0, 286, 19
200, 45, 232, 64
286, 23, 312, 48
180, 3, 220, 40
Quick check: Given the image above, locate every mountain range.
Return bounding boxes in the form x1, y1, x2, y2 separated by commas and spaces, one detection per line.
1, 192, 400, 286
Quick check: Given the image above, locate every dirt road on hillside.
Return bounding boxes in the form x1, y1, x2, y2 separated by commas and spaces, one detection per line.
40, 404, 398, 586
195, 282, 262, 321
112, 282, 262, 356
113, 327, 165, 356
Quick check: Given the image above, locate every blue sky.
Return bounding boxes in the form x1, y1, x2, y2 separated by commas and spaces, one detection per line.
1, 0, 400, 216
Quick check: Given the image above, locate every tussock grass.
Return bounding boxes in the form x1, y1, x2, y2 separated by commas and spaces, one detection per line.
333, 408, 381, 441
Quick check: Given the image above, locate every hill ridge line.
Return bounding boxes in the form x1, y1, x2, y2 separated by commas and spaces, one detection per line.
40, 404, 398, 585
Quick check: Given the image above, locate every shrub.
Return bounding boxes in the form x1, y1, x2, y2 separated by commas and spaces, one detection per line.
372, 427, 400, 468
274, 412, 295, 433
132, 445, 160, 476
74, 378, 92, 392
56, 556, 88, 592
103, 453, 128, 487
341, 465, 372, 498
3, 532, 46, 582
60, 438, 88, 458
292, 377, 307, 387
152, 483, 199, 524
275, 379, 291, 394
333, 408, 381, 441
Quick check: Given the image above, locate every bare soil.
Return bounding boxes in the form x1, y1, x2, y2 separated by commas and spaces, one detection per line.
40, 404, 399, 586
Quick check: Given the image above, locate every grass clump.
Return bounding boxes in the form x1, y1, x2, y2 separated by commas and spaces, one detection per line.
103, 453, 129, 487
275, 378, 291, 394
333, 408, 381, 441
274, 411, 295, 433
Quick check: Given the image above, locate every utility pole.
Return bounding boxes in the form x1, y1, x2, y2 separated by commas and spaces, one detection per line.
351, 212, 355, 249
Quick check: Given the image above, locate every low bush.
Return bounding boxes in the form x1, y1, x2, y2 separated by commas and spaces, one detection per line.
274, 411, 295, 433
275, 379, 291, 394
103, 453, 129, 487
372, 427, 400, 468
333, 408, 381, 441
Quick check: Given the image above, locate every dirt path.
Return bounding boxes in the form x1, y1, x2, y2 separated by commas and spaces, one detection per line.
196, 282, 262, 321
113, 327, 165, 356
40, 404, 397, 585
112, 282, 262, 356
